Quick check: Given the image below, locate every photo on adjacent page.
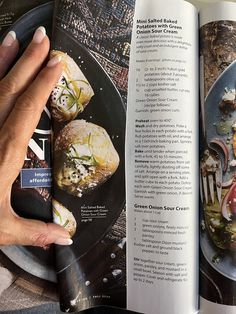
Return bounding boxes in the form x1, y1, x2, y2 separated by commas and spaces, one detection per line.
200, 19, 236, 307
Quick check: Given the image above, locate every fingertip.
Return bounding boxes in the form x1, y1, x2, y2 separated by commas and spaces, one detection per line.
46, 223, 73, 246
47, 55, 62, 68
54, 238, 73, 246
0, 37, 19, 79
10, 37, 20, 54
32, 26, 46, 44
1, 31, 19, 54
48, 222, 70, 238
1, 31, 16, 47
35, 56, 63, 89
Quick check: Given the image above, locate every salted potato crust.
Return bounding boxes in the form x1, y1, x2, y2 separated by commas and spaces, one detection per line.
52, 199, 77, 237
50, 50, 94, 122
54, 120, 120, 197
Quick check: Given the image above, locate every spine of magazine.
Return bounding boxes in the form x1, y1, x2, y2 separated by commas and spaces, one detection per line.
199, 2, 236, 314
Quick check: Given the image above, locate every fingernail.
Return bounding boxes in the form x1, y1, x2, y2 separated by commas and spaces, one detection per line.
54, 238, 73, 246
2, 31, 16, 47
47, 55, 62, 67
32, 26, 46, 44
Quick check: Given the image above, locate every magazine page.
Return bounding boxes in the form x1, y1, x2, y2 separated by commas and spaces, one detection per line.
126, 0, 199, 314
0, 0, 56, 278
199, 2, 236, 314
51, 0, 133, 312
187, 0, 236, 10
0, 0, 57, 228
0, 1, 63, 312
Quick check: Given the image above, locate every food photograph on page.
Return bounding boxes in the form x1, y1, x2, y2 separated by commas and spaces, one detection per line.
51, 0, 134, 310
0, 0, 135, 312
200, 20, 236, 306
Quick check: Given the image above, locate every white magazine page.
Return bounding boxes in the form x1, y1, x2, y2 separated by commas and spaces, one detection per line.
187, 0, 236, 10
200, 0, 236, 25
187, 0, 209, 10
199, 2, 236, 314
126, 0, 199, 314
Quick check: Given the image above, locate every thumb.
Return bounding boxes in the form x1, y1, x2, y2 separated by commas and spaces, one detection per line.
0, 215, 73, 247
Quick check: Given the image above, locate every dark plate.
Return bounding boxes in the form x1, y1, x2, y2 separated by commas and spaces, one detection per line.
200, 267, 223, 304
201, 60, 236, 281
52, 27, 126, 272
1, 2, 53, 52
1, 2, 126, 282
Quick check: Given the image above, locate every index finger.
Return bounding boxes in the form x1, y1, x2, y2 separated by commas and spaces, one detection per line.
0, 27, 50, 128
0, 31, 19, 79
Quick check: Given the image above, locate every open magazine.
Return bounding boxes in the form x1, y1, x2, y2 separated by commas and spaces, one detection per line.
0, 0, 236, 313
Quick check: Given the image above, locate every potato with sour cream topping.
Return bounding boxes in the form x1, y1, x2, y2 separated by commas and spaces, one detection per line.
52, 199, 77, 237
54, 120, 120, 197
50, 51, 94, 122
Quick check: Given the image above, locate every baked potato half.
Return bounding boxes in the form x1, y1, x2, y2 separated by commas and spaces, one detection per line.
54, 120, 120, 197
50, 50, 94, 122
52, 199, 77, 237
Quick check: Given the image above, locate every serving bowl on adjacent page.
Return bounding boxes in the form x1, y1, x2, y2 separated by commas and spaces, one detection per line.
200, 60, 236, 281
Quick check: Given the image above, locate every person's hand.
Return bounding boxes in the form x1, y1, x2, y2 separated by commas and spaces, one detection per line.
0, 26, 72, 248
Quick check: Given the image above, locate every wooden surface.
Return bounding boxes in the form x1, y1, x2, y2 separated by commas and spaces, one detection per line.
0, 252, 58, 311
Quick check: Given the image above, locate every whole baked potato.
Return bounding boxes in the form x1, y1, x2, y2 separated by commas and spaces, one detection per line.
54, 120, 120, 197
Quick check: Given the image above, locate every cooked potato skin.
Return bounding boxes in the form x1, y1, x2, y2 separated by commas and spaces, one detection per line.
54, 120, 120, 197
52, 199, 77, 237
50, 50, 94, 122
